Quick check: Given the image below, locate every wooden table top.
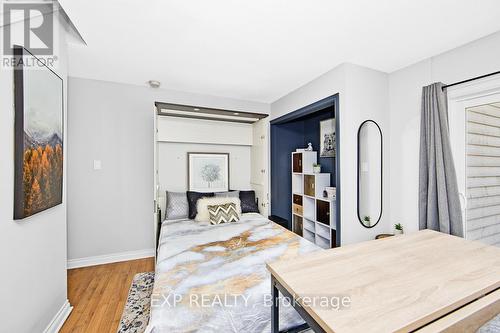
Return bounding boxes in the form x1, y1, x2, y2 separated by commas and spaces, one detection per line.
267, 230, 500, 333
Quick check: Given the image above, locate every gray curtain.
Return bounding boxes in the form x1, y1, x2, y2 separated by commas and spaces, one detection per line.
419, 82, 463, 237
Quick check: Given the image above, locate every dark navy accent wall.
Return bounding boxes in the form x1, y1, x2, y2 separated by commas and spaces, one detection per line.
303, 109, 336, 187
270, 121, 304, 225
270, 104, 335, 229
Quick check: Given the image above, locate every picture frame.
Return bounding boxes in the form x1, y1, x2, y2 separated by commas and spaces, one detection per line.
320, 118, 336, 158
13, 46, 64, 220
188, 153, 229, 193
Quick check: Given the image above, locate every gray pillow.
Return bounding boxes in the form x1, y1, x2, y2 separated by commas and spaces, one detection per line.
165, 191, 188, 220
215, 191, 240, 198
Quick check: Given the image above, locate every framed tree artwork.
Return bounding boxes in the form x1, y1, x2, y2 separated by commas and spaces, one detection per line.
13, 46, 64, 220
188, 153, 229, 193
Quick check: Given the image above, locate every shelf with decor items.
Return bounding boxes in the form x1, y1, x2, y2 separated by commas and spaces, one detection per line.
291, 151, 336, 249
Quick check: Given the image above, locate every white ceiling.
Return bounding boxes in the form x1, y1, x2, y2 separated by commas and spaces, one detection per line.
62, 0, 500, 103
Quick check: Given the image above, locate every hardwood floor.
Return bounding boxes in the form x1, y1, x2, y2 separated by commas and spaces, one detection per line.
60, 257, 155, 333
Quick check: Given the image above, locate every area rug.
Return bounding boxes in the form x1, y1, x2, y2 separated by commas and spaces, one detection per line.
478, 314, 500, 333
117, 272, 155, 333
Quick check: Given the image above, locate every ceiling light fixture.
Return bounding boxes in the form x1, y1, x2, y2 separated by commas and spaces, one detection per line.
193, 108, 200, 111
233, 112, 239, 115
148, 80, 161, 88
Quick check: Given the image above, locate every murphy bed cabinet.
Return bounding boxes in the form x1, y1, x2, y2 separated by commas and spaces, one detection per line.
291, 151, 336, 249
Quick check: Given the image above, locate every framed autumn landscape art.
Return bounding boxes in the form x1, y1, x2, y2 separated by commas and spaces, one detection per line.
13, 46, 64, 220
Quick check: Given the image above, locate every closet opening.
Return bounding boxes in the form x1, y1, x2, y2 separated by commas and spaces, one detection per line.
270, 94, 340, 247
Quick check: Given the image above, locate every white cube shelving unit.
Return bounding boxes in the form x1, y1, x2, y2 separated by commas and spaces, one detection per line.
292, 173, 303, 194
291, 151, 336, 249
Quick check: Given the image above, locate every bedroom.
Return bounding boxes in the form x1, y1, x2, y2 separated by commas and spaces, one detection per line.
1, 1, 500, 332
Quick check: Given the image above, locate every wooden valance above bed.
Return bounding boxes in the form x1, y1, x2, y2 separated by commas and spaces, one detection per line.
155, 101, 268, 124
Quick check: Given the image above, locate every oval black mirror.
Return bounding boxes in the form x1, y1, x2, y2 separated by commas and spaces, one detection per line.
357, 120, 382, 228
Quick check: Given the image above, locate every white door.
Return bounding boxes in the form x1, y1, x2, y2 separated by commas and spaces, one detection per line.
449, 81, 500, 246
251, 118, 270, 216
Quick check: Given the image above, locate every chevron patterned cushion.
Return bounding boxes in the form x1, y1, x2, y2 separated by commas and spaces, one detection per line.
207, 202, 240, 225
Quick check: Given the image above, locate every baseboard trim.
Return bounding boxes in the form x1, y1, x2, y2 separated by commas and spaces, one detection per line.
43, 299, 72, 333
67, 248, 155, 269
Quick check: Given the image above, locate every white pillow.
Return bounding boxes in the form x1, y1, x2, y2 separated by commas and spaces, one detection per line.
195, 197, 242, 222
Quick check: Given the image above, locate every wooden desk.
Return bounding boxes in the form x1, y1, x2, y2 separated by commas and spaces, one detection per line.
267, 230, 500, 333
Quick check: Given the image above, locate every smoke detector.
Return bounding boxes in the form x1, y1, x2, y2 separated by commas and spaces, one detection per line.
148, 80, 161, 88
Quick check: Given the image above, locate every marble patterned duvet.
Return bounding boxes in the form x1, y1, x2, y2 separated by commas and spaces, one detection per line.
147, 213, 320, 333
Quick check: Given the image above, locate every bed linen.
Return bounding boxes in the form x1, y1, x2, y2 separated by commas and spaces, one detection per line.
147, 213, 320, 333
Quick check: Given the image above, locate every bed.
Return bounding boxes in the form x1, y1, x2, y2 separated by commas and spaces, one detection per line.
146, 213, 320, 333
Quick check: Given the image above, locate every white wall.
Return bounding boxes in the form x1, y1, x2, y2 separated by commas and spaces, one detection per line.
339, 64, 390, 244
272, 64, 347, 120
67, 77, 269, 261
0, 13, 71, 333
389, 31, 500, 233
271, 63, 390, 245
158, 143, 252, 193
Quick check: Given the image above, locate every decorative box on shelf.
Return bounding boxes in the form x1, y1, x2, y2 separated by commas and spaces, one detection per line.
291, 151, 336, 249
292, 151, 316, 174
304, 173, 330, 198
